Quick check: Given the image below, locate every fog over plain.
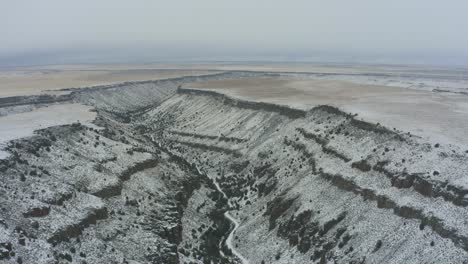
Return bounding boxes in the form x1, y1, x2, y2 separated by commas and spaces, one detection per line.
2, 0, 468, 66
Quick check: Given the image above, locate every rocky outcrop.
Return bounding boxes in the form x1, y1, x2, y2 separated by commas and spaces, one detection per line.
0, 94, 72, 108
264, 195, 299, 230
22, 205, 50, 218
47, 205, 108, 244
178, 87, 307, 118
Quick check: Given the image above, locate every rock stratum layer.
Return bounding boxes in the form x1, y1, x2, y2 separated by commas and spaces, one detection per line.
1, 72, 468, 264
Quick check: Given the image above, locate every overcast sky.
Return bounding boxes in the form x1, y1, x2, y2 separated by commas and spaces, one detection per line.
1, 0, 468, 66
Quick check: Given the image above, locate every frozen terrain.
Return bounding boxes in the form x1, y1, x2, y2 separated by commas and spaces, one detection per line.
0, 104, 96, 159
191, 75, 468, 149
0, 66, 467, 263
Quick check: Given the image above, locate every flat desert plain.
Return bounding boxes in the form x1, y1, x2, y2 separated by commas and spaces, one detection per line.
3, 62, 468, 98
0, 64, 220, 97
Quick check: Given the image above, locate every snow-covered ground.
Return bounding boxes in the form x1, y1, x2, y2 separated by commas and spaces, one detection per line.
0, 103, 96, 158
290, 72, 468, 94
190, 74, 468, 149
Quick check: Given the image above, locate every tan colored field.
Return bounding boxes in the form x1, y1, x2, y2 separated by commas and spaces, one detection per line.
4, 62, 466, 98
190, 76, 468, 148
0, 64, 220, 97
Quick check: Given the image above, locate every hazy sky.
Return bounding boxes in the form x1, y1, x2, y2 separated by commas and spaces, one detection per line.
2, 0, 468, 66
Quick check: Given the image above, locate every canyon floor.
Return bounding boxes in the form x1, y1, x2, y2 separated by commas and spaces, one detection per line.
0, 64, 468, 264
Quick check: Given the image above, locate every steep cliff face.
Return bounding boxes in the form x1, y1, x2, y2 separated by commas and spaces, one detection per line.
1, 73, 468, 263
